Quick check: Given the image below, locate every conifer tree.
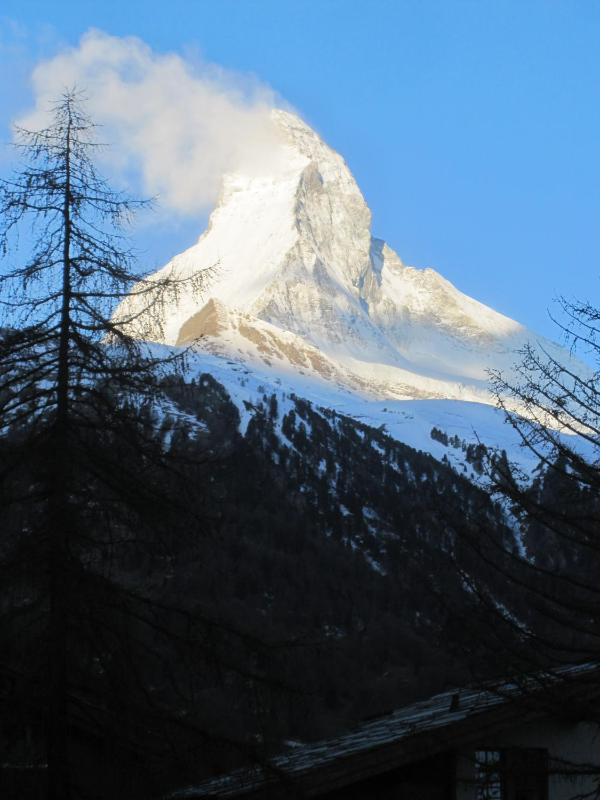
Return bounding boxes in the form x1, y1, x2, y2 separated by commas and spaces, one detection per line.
446, 300, 600, 722
0, 91, 211, 799
484, 301, 600, 670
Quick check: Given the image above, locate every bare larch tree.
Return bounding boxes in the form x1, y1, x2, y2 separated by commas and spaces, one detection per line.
0, 90, 213, 799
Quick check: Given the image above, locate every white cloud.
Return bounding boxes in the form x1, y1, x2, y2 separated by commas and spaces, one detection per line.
18, 30, 288, 215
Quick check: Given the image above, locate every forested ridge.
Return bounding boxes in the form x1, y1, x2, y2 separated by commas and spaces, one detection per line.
0, 367, 515, 791
3, 346, 598, 800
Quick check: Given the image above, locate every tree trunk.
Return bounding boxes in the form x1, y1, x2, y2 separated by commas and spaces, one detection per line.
47, 106, 73, 800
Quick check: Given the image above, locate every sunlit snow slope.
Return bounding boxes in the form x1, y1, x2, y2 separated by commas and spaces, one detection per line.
117, 109, 580, 419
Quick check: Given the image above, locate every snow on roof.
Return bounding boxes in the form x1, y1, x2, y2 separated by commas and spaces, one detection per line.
169, 664, 598, 799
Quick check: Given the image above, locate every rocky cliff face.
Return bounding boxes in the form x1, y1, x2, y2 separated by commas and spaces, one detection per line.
116, 110, 572, 405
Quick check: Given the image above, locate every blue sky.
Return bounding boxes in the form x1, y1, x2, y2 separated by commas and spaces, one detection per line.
1, 0, 599, 338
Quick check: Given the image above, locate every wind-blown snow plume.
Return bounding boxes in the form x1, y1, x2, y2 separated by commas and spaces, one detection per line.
17, 30, 287, 214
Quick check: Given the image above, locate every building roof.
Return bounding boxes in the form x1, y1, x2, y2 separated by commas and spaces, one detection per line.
170, 663, 598, 799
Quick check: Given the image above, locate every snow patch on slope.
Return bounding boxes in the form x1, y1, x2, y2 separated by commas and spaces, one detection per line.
174, 347, 543, 479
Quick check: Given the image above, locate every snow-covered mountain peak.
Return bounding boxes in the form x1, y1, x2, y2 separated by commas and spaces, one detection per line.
116, 109, 579, 408
270, 108, 331, 158
270, 109, 354, 176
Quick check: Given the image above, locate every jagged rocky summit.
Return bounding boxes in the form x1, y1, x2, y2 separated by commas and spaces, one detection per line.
116, 109, 569, 406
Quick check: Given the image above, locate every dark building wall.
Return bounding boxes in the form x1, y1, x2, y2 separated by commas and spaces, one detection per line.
316, 752, 456, 800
